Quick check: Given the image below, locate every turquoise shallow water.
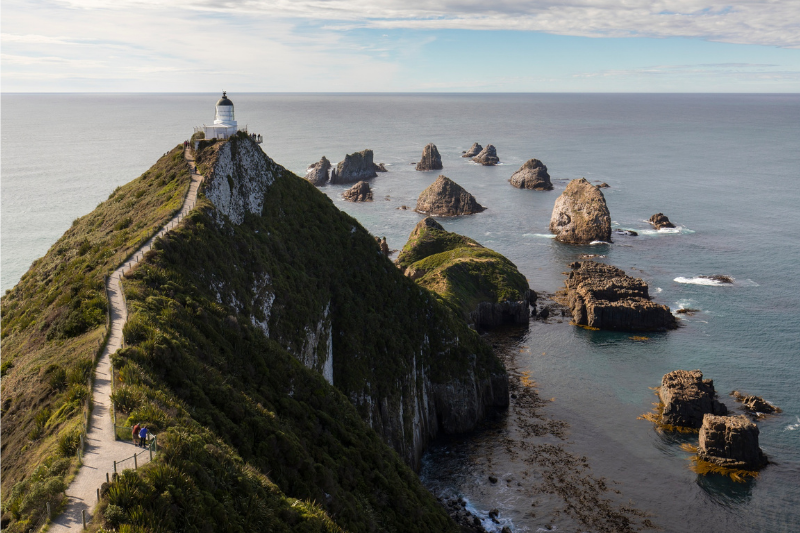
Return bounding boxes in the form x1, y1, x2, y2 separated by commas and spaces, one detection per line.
3, 93, 799, 531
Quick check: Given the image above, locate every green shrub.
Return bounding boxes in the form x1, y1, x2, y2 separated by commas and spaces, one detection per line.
111, 385, 144, 414
114, 217, 133, 231
127, 403, 168, 433
47, 365, 67, 391
123, 314, 152, 345
104, 504, 126, 527
57, 426, 82, 457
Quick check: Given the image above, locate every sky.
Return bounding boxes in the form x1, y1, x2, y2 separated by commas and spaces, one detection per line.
2, 0, 800, 92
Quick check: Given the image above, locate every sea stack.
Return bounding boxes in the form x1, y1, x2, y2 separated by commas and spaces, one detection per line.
698, 414, 768, 469
549, 178, 612, 244
305, 156, 331, 186
659, 370, 727, 429
472, 145, 499, 166
509, 159, 553, 190
415, 175, 485, 216
343, 181, 373, 202
557, 261, 677, 331
330, 149, 379, 184
416, 143, 443, 171
648, 213, 675, 229
462, 142, 483, 158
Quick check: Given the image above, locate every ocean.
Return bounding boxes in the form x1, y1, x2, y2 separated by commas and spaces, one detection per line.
2, 93, 799, 532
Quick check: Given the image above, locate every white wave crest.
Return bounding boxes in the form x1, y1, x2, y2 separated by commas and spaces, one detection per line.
523, 233, 556, 239
654, 287, 663, 293
674, 276, 730, 286
589, 240, 611, 245
785, 416, 800, 431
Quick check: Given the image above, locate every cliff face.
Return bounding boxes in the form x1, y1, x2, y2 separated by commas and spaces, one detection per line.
195, 134, 507, 470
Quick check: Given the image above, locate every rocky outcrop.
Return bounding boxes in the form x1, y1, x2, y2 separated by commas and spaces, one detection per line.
342, 181, 373, 202
731, 391, 781, 417
658, 370, 727, 429
557, 261, 677, 331
304, 156, 331, 186
701, 275, 734, 284
509, 159, 552, 190
472, 144, 499, 166
596, 182, 610, 188
648, 213, 675, 229
416, 143, 443, 171
462, 143, 483, 157
375, 236, 390, 256
375, 163, 388, 172
549, 178, 612, 244
330, 149, 379, 184
698, 414, 768, 469
415, 175, 485, 216
397, 218, 531, 329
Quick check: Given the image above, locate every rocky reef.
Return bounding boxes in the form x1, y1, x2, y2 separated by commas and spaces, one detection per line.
416, 143, 443, 171
330, 149, 382, 184
462, 142, 483, 157
556, 261, 677, 331
659, 370, 727, 429
509, 159, 553, 190
648, 213, 675, 229
472, 144, 499, 166
304, 156, 331, 186
731, 391, 781, 418
549, 178, 612, 244
397, 217, 532, 328
698, 414, 768, 469
342, 180, 373, 202
415, 175, 486, 216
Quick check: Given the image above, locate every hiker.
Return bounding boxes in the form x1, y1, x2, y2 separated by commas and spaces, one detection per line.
132, 422, 140, 445
139, 425, 148, 448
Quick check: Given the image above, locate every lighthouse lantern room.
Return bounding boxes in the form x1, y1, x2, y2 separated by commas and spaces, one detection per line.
201, 91, 238, 139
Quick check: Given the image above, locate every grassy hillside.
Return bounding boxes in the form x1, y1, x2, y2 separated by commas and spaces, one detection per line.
1, 147, 191, 528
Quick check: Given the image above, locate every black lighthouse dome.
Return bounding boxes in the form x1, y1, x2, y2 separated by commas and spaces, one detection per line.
216, 91, 234, 107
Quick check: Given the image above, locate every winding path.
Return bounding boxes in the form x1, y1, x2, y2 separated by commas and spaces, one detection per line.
49, 149, 203, 532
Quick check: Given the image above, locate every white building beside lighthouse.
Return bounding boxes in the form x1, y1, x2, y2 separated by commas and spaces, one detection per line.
202, 92, 238, 139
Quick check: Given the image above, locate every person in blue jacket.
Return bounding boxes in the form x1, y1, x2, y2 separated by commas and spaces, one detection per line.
139, 426, 148, 448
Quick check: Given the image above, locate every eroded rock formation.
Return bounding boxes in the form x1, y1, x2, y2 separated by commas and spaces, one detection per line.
648, 213, 675, 229
415, 175, 485, 216
509, 159, 553, 190
556, 261, 677, 331
416, 143, 443, 171
659, 370, 727, 428
305, 156, 331, 186
731, 391, 781, 417
549, 178, 612, 244
698, 414, 768, 469
462, 142, 483, 157
342, 181, 373, 202
330, 149, 381, 184
472, 144, 499, 166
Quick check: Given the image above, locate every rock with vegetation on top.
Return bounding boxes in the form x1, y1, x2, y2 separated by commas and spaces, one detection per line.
659, 370, 727, 429
472, 144, 499, 166
330, 149, 380, 184
462, 142, 483, 157
304, 156, 331, 186
509, 159, 552, 190
342, 181, 373, 202
396, 217, 533, 328
415, 175, 485, 216
648, 213, 675, 229
416, 143, 443, 171
549, 178, 612, 244
698, 414, 768, 469
556, 261, 677, 331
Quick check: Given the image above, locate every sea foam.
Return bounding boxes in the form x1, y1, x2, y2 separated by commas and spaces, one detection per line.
674, 276, 731, 286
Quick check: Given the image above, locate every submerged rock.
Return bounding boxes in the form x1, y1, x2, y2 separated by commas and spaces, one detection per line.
416, 143, 443, 171
462, 142, 483, 157
304, 156, 331, 186
614, 229, 638, 236
698, 414, 768, 469
549, 178, 612, 244
700, 275, 734, 284
556, 261, 677, 331
731, 391, 781, 417
415, 175, 485, 216
509, 159, 553, 190
596, 182, 610, 188
396, 217, 532, 328
659, 370, 727, 429
648, 213, 675, 229
342, 181, 373, 202
330, 149, 380, 184
375, 163, 388, 172
472, 144, 499, 166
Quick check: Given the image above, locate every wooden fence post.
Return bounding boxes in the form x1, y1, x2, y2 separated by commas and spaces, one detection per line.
113, 460, 117, 474
46, 502, 51, 518
134, 453, 138, 470
81, 509, 86, 529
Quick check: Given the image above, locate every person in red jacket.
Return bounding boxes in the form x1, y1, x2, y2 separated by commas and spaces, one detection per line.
132, 422, 140, 446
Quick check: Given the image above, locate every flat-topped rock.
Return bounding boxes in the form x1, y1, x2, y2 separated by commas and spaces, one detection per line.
698, 414, 768, 470
462, 142, 483, 157
509, 159, 552, 190
550, 178, 611, 244
472, 145, 499, 166
557, 261, 677, 331
330, 149, 381, 184
343, 181, 373, 202
416, 143, 443, 171
415, 175, 485, 216
648, 213, 675, 229
659, 370, 727, 428
304, 156, 331, 186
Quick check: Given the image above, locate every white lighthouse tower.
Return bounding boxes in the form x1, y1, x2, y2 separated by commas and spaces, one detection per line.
202, 91, 238, 139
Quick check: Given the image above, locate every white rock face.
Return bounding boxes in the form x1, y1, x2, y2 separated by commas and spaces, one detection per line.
298, 303, 334, 385
204, 136, 278, 225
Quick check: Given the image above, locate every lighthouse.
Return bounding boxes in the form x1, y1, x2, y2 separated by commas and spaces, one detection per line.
202, 91, 238, 139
